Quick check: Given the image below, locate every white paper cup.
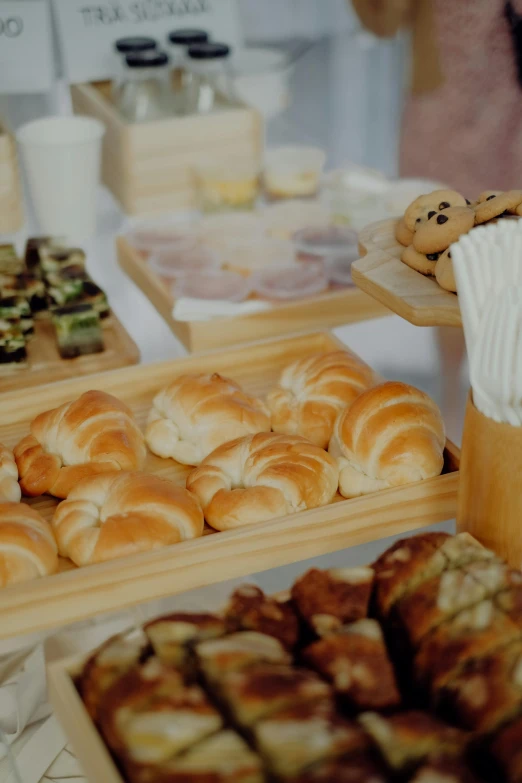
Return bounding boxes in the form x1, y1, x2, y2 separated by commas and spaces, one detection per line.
17, 116, 105, 242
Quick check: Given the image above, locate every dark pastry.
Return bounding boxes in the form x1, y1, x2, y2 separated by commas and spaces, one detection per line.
143, 612, 227, 671
225, 585, 299, 650
52, 303, 103, 358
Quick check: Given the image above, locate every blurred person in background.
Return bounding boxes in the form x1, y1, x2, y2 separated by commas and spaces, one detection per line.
350, 0, 522, 439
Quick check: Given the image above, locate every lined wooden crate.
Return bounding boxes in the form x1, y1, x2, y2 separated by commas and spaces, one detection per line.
0, 314, 139, 394
70, 82, 263, 216
117, 236, 391, 352
0, 331, 459, 640
0, 123, 24, 233
352, 219, 462, 328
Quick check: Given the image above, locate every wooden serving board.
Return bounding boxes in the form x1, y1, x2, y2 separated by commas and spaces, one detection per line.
352, 218, 462, 328
116, 236, 390, 353
0, 331, 459, 640
0, 315, 140, 394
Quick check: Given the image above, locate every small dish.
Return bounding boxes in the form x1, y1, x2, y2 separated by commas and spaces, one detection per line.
125, 212, 200, 254
325, 250, 359, 287
220, 237, 295, 276
293, 225, 358, 263
149, 246, 220, 279
252, 262, 328, 300
173, 269, 252, 302
261, 200, 330, 241
193, 160, 261, 213
263, 146, 326, 200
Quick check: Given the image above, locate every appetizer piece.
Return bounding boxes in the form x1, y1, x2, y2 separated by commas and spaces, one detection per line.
0, 503, 58, 587
253, 700, 367, 778
131, 730, 264, 783
81, 279, 110, 320
14, 389, 146, 498
0, 244, 23, 275
329, 381, 446, 498
186, 432, 338, 531
53, 472, 204, 566
414, 600, 521, 695
196, 631, 291, 683
52, 303, 104, 359
144, 612, 227, 670
266, 350, 376, 448
303, 619, 400, 712
467, 560, 522, 596
225, 585, 300, 650
490, 714, 522, 783
437, 532, 498, 569
218, 663, 331, 727
0, 444, 21, 502
372, 532, 451, 618
99, 657, 222, 764
409, 757, 480, 783
497, 585, 522, 627
0, 296, 34, 339
437, 641, 522, 733
293, 753, 389, 783
291, 566, 374, 636
145, 373, 271, 466
0, 319, 26, 366
40, 246, 85, 275
80, 632, 147, 722
358, 711, 466, 774
24, 236, 63, 273
46, 269, 86, 308
9, 273, 47, 315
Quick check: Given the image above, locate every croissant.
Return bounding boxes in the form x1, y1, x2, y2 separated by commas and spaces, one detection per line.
145, 373, 271, 466
329, 381, 445, 498
14, 390, 147, 498
186, 432, 338, 531
52, 471, 204, 566
266, 351, 376, 449
0, 444, 21, 503
0, 503, 58, 587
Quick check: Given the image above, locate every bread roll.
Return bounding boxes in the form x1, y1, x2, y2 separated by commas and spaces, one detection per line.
14, 390, 146, 498
186, 432, 338, 531
52, 471, 204, 566
145, 373, 271, 466
0, 503, 58, 587
267, 351, 376, 449
329, 381, 445, 498
0, 443, 21, 503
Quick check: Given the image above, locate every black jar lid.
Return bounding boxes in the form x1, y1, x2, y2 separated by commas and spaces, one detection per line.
187, 42, 230, 60
125, 50, 170, 68
115, 36, 157, 54
168, 29, 209, 46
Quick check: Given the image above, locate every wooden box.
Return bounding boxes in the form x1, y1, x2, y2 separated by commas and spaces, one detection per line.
0, 123, 24, 233
117, 235, 390, 352
70, 82, 263, 216
0, 331, 459, 640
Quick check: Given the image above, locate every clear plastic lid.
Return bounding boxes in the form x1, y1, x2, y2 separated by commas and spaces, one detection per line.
252, 262, 328, 300
173, 269, 252, 302
261, 200, 330, 240
149, 245, 220, 279
125, 213, 200, 254
220, 237, 295, 274
293, 225, 358, 258
325, 249, 359, 287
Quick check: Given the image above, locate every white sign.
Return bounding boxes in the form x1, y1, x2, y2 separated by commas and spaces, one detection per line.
0, 0, 54, 94
52, 0, 243, 85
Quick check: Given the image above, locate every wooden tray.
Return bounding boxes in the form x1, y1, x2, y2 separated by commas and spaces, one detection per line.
352, 219, 462, 328
0, 331, 459, 640
117, 237, 390, 353
0, 315, 140, 394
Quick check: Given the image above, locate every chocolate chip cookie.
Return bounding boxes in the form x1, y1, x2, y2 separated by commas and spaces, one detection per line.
413, 207, 475, 254
404, 190, 467, 232
435, 248, 457, 293
474, 190, 522, 224
401, 245, 439, 276
395, 218, 414, 247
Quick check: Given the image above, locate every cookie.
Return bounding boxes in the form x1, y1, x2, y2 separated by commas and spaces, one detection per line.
413, 207, 474, 254
395, 218, 414, 246
474, 190, 522, 224
477, 190, 502, 203
404, 190, 467, 232
435, 248, 456, 293
401, 245, 439, 276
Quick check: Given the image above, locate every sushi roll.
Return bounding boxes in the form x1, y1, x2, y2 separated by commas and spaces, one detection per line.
0, 244, 23, 275
40, 246, 85, 276
24, 236, 64, 275
0, 320, 26, 366
0, 296, 34, 339
81, 279, 111, 320
52, 303, 104, 359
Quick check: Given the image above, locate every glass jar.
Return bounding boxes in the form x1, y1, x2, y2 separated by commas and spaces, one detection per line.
113, 36, 158, 97
118, 50, 174, 123
184, 42, 231, 115
167, 29, 209, 83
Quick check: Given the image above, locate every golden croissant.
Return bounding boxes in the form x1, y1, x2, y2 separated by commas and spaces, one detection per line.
0, 503, 58, 587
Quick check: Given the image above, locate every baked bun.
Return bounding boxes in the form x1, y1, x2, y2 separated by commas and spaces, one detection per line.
186, 432, 338, 531
145, 373, 271, 466
14, 390, 146, 499
329, 381, 445, 498
0, 503, 58, 586
266, 351, 376, 449
52, 471, 204, 566
0, 444, 21, 503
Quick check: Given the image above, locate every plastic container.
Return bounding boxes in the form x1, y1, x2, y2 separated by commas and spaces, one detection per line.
252, 262, 328, 300
263, 146, 326, 201
217, 47, 292, 119
174, 269, 252, 302
184, 42, 231, 114
293, 225, 358, 263
117, 50, 174, 122
261, 199, 330, 240
149, 245, 220, 279
325, 250, 359, 287
220, 237, 295, 276
125, 213, 200, 254
193, 159, 261, 213
200, 212, 264, 255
